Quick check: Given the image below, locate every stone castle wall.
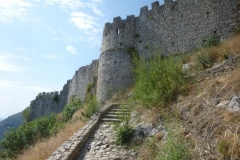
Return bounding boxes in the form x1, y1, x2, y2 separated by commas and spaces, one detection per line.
29, 0, 240, 119
97, 0, 240, 102
29, 60, 98, 121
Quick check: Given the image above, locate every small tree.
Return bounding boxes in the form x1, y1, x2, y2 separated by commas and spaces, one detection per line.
22, 107, 30, 122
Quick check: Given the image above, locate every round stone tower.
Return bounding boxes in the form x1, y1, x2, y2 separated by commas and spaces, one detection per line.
97, 16, 136, 103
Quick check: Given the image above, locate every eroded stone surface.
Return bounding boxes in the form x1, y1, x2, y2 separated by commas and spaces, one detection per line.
75, 123, 136, 160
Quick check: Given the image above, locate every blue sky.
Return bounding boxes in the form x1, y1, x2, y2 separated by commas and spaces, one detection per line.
0, 0, 164, 118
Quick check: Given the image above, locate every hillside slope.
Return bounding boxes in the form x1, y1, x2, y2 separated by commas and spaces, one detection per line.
0, 112, 24, 141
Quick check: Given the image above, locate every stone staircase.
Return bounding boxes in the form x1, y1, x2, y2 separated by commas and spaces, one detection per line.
101, 104, 130, 122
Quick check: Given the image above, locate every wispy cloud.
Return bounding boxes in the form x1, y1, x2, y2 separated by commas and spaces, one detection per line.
69, 12, 99, 30
45, 0, 85, 10
44, 0, 105, 47
66, 45, 77, 54
0, 0, 33, 23
0, 52, 31, 72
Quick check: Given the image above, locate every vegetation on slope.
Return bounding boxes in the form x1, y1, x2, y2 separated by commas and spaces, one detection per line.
0, 112, 24, 142
112, 34, 240, 159
0, 96, 99, 160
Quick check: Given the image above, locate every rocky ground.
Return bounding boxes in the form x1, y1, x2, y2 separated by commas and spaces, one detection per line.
75, 122, 137, 160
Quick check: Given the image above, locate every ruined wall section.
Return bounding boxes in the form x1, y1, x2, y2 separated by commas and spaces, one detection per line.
29, 92, 61, 121
68, 60, 98, 101
29, 60, 98, 121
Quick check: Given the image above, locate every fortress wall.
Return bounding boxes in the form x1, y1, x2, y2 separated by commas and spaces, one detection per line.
29, 60, 98, 121
68, 60, 98, 101
29, 92, 60, 121
97, 49, 134, 103
29, 0, 240, 119
97, 0, 240, 102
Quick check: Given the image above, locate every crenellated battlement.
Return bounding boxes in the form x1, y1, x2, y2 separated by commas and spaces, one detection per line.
113, 16, 122, 23
140, 6, 148, 15
164, 0, 173, 5
151, 1, 160, 9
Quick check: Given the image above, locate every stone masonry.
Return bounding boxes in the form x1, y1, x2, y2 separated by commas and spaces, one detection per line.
29, 0, 240, 119
97, 0, 240, 103
29, 60, 98, 121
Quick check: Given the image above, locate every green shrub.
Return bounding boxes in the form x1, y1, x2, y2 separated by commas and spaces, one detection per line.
196, 51, 212, 69
22, 106, 30, 122
234, 26, 240, 35
86, 83, 94, 94
157, 127, 191, 160
52, 92, 59, 102
63, 99, 82, 121
112, 109, 134, 145
132, 54, 188, 106
0, 114, 58, 158
84, 96, 99, 118
202, 35, 220, 48
37, 93, 42, 98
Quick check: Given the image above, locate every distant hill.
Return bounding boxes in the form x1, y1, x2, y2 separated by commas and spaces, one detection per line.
0, 118, 4, 122
0, 112, 24, 141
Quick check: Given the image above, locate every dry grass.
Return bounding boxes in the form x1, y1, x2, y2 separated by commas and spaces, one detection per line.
209, 35, 240, 61
177, 68, 240, 159
15, 110, 86, 160
133, 35, 240, 159
186, 35, 240, 70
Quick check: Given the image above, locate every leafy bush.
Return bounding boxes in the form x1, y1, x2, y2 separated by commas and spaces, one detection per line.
132, 54, 188, 106
37, 93, 42, 98
52, 92, 59, 102
86, 83, 94, 93
22, 106, 30, 122
202, 35, 220, 48
0, 114, 58, 158
63, 99, 82, 121
196, 51, 213, 69
157, 127, 191, 160
84, 96, 99, 118
112, 110, 134, 145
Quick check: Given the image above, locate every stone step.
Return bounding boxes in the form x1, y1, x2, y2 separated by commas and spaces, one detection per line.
108, 111, 130, 115
111, 105, 130, 109
110, 108, 130, 112
104, 114, 119, 119
101, 118, 120, 122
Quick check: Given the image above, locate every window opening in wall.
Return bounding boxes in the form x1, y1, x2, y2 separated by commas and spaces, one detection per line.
172, 42, 175, 45
116, 29, 120, 34
213, 31, 217, 34
120, 43, 123, 45
207, 12, 210, 15
181, 15, 183, 17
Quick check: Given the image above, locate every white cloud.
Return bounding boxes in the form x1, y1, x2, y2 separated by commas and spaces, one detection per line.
45, 0, 85, 10
45, 0, 104, 16
66, 45, 77, 54
69, 12, 98, 30
86, 3, 104, 17
0, 0, 33, 23
0, 53, 31, 72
